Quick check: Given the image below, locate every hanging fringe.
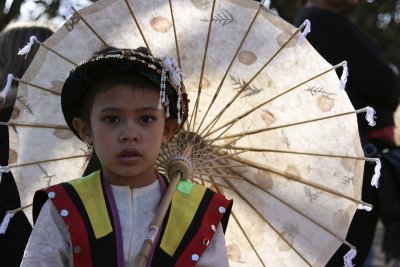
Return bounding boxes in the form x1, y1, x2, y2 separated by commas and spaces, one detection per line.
343, 248, 357, 267
356, 107, 376, 127
339, 61, 348, 91
64, 0, 73, 19
0, 165, 11, 184
297, 19, 311, 46
0, 211, 15, 234
259, 0, 270, 8
370, 158, 381, 188
365, 106, 376, 126
18, 36, 39, 58
161, 57, 182, 124
357, 203, 373, 211
1, 74, 15, 103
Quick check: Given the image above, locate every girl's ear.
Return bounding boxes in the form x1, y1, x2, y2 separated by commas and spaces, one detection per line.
72, 117, 93, 144
163, 118, 180, 142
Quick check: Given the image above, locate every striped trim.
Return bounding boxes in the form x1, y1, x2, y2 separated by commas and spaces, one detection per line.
160, 183, 206, 256
45, 185, 93, 266
69, 171, 113, 239
175, 193, 232, 267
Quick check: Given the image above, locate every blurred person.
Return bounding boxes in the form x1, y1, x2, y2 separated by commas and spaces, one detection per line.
294, 1, 400, 266
0, 21, 53, 267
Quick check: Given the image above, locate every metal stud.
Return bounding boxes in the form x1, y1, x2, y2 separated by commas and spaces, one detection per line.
74, 246, 81, 254
60, 209, 69, 217
219, 206, 226, 214
48, 192, 56, 199
191, 254, 199, 262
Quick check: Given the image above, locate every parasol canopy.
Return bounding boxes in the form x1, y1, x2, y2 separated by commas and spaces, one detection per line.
0, 0, 381, 266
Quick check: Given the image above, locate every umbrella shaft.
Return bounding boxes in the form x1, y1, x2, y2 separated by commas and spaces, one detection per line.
134, 171, 182, 267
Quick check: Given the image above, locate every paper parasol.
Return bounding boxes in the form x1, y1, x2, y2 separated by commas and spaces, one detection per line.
0, 0, 380, 266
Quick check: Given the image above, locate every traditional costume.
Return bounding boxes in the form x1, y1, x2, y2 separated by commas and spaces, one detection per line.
22, 171, 232, 266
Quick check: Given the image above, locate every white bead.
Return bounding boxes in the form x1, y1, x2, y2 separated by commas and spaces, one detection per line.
191, 254, 199, 262
60, 209, 69, 217
48, 192, 56, 199
219, 206, 226, 214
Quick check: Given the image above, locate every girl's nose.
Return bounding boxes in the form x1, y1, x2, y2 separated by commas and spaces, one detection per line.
120, 123, 140, 142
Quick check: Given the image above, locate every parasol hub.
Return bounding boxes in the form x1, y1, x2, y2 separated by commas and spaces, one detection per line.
167, 155, 193, 181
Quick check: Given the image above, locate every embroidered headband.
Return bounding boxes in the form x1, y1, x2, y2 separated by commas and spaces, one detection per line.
61, 47, 189, 138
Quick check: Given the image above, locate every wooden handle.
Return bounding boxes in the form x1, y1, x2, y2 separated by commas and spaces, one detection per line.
134, 171, 182, 267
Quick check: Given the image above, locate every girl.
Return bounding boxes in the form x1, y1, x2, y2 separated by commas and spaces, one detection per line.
21, 47, 232, 266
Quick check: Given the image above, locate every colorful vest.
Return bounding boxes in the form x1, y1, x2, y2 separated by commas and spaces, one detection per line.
32, 171, 232, 267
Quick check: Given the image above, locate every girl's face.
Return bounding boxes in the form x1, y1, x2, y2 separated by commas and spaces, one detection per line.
73, 84, 178, 187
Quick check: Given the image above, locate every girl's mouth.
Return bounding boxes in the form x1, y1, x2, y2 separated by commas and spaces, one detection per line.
117, 148, 142, 164
118, 147, 141, 157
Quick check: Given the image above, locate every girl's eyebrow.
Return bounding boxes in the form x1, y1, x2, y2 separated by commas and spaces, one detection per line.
98, 106, 160, 113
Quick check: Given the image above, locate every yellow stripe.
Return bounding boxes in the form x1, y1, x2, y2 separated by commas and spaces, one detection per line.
160, 183, 206, 256
69, 171, 112, 239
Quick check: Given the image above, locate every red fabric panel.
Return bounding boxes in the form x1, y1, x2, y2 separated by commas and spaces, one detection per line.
174, 193, 232, 267
45, 185, 93, 266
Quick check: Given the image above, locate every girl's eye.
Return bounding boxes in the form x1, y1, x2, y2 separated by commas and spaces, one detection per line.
103, 115, 119, 124
140, 115, 154, 124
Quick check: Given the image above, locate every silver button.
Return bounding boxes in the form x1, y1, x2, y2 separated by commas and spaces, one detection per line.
219, 206, 226, 214
74, 246, 81, 254
60, 209, 69, 217
191, 254, 199, 262
48, 192, 56, 199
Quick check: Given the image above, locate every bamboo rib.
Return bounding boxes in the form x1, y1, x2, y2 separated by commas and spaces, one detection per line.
224, 155, 372, 209
39, 42, 79, 66
230, 212, 267, 266
213, 168, 313, 266
18, 80, 61, 95
212, 145, 367, 161
168, 0, 181, 68
200, 21, 309, 137
0, 121, 70, 130
196, 163, 245, 171
217, 109, 358, 140
5, 203, 33, 214
72, 7, 109, 48
188, 0, 218, 132
206, 62, 346, 137
192, 149, 247, 168
189, 118, 239, 161
194, 172, 243, 180
6, 154, 88, 169
192, 176, 233, 190
194, 4, 264, 134
124, 0, 151, 53
209, 175, 266, 266
224, 165, 356, 251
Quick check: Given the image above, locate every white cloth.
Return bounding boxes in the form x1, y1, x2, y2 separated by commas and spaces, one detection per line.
21, 180, 229, 267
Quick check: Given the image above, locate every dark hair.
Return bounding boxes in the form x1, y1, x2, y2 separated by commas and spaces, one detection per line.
62, 47, 188, 138
61, 47, 189, 175
80, 72, 163, 176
